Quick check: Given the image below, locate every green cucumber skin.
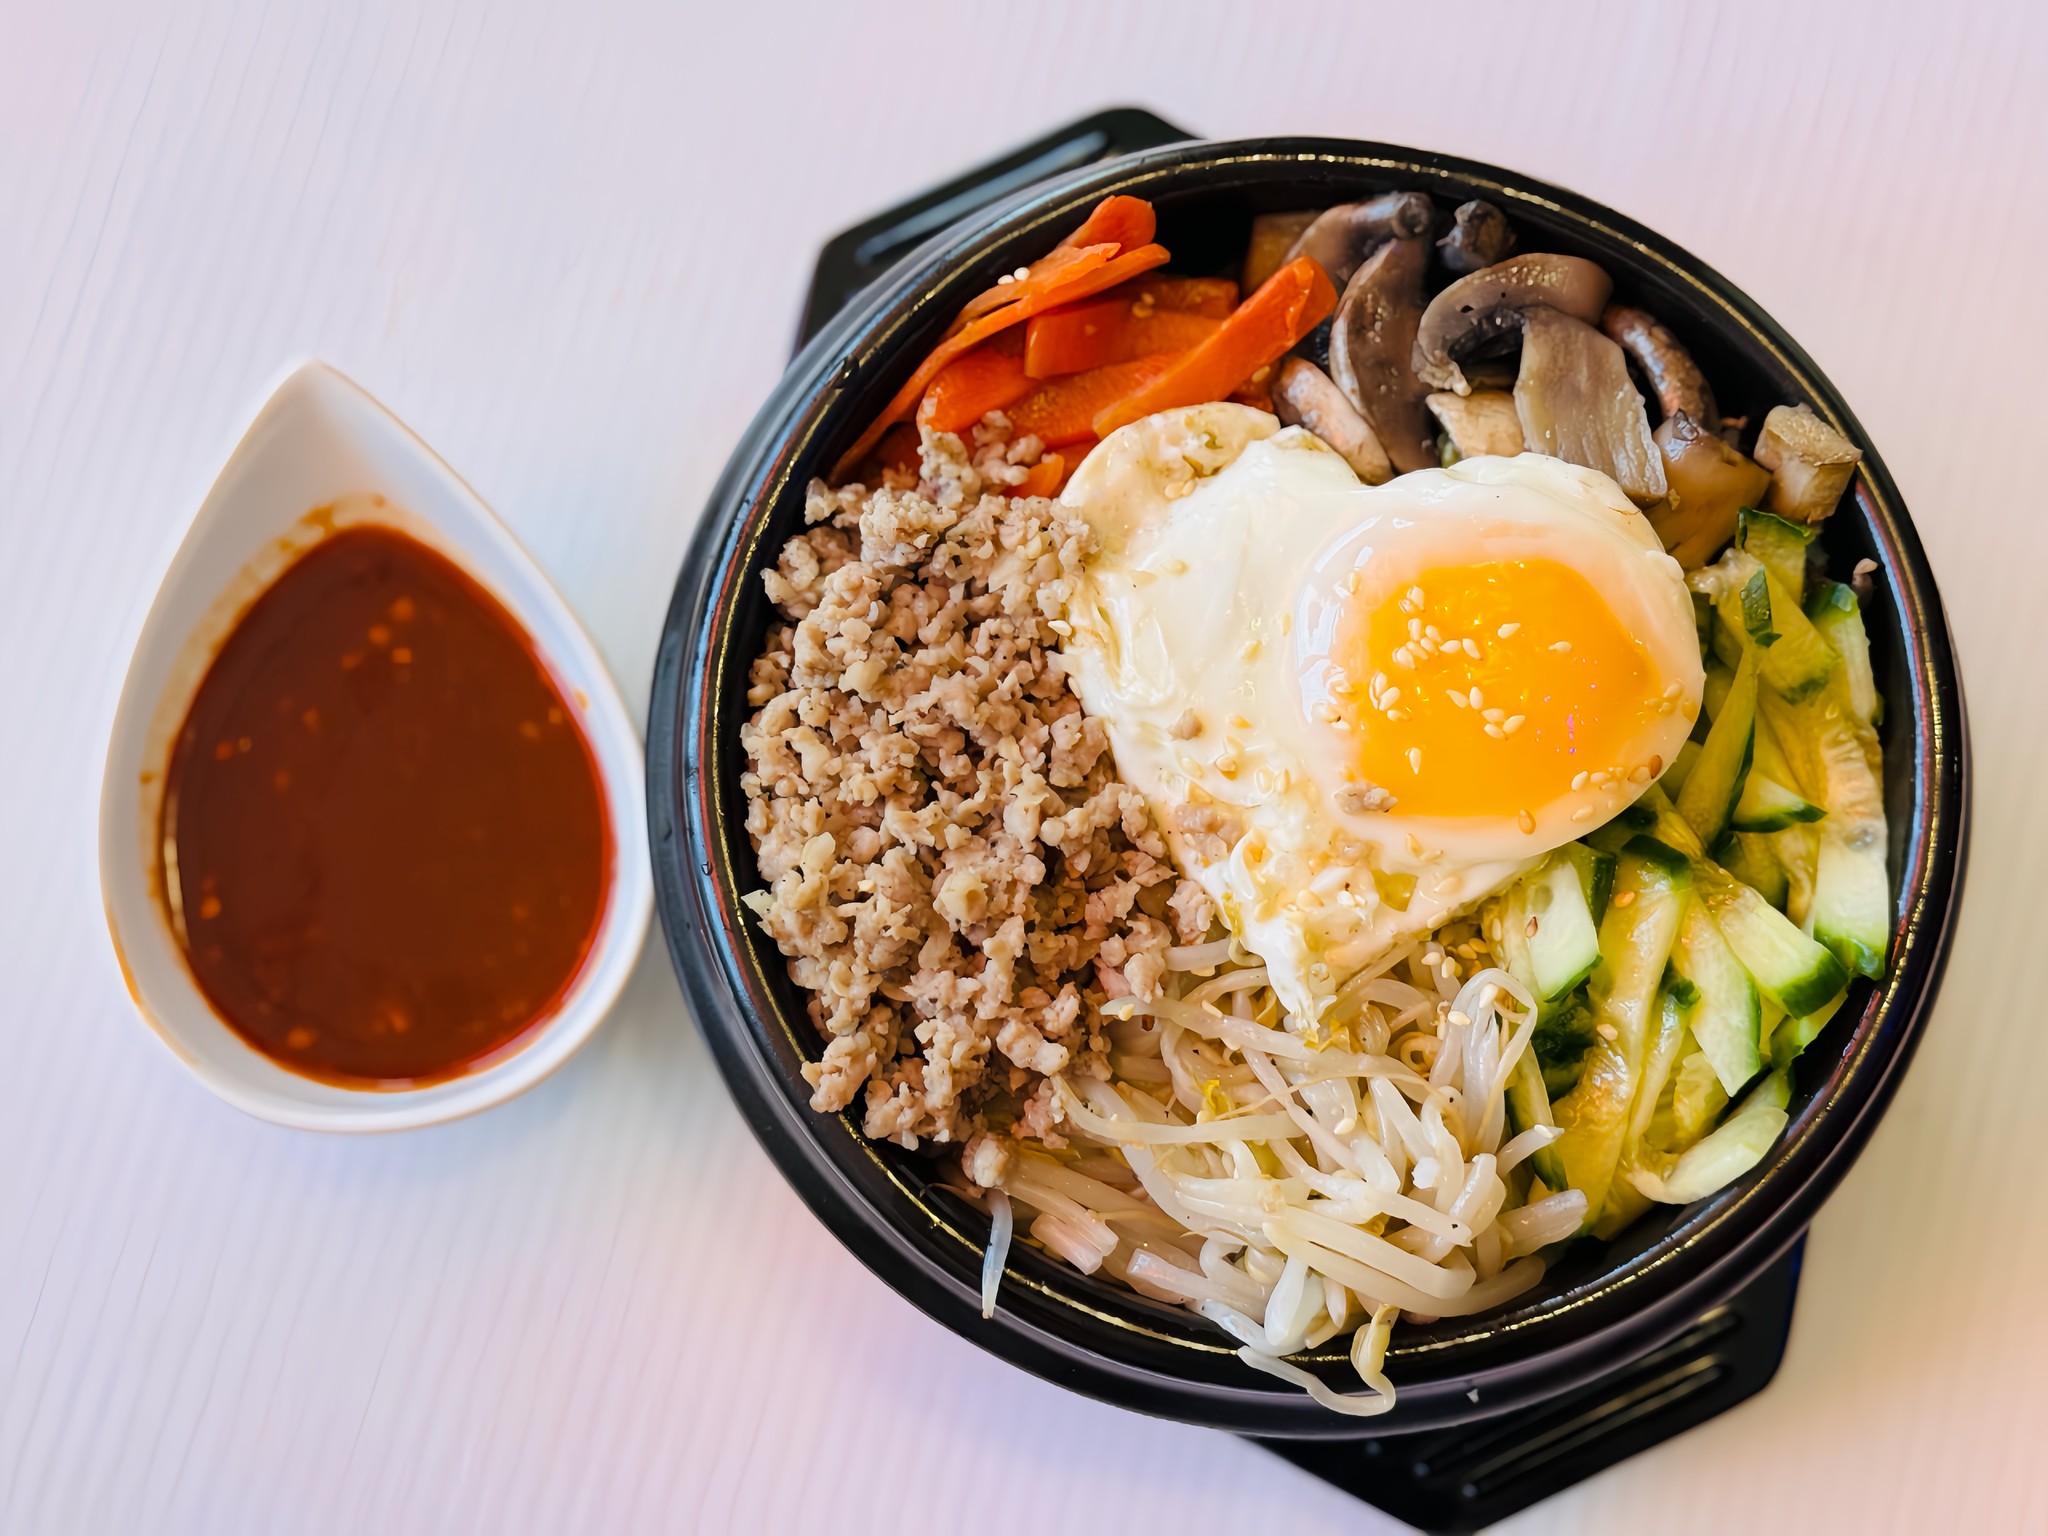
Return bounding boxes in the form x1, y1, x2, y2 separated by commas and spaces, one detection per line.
1739, 507, 1816, 599
1671, 900, 1764, 1096
1505, 1048, 1569, 1191
1678, 645, 1758, 847
1731, 770, 1825, 833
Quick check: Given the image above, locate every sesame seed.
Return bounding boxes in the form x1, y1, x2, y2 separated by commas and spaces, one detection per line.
1484, 722, 1506, 738
1408, 617, 1423, 640
1525, 917, 1539, 938
1517, 809, 1536, 833
1503, 715, 1526, 734
1469, 687, 1485, 709
1407, 833, 1425, 857
1393, 646, 1415, 669
1408, 747, 1423, 774
1571, 771, 1589, 790
1448, 1009, 1472, 1027
1498, 623, 1521, 638
1380, 686, 1402, 708
1312, 703, 1340, 723
1230, 714, 1251, 730
1408, 586, 1427, 607
1629, 763, 1652, 783
1240, 638, 1262, 660
1590, 770, 1610, 787
1449, 690, 1468, 708
1551, 640, 1572, 654
1387, 708, 1409, 722
1597, 1022, 1619, 1042
1572, 806, 1594, 822
1648, 754, 1664, 775
1425, 624, 1443, 644
1463, 638, 1484, 659
1612, 890, 1636, 907
1853, 558, 1878, 578
1483, 707, 1505, 723
1663, 682, 1684, 701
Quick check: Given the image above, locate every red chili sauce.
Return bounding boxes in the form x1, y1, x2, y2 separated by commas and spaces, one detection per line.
160, 523, 611, 1086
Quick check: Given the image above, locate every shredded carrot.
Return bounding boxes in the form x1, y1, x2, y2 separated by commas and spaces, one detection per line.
918, 330, 1032, 434
1091, 256, 1336, 439
1009, 353, 1186, 447
951, 242, 1119, 333
832, 243, 1172, 479
1026, 301, 1221, 378
1008, 452, 1066, 498
1055, 194, 1156, 255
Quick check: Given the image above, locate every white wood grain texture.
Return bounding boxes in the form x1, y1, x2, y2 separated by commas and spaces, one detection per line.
3, 1, 2043, 1531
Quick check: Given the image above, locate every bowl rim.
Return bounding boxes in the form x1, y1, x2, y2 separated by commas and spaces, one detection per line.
648, 137, 1970, 1434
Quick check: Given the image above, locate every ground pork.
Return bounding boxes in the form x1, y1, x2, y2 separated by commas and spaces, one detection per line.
739, 425, 1209, 1172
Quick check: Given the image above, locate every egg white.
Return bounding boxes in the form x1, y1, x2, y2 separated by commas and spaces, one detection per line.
1057, 403, 1702, 1024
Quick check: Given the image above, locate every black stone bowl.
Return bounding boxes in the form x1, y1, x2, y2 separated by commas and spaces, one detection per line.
647, 139, 1969, 1438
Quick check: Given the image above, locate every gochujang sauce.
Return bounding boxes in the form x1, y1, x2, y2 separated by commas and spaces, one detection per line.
160, 523, 611, 1086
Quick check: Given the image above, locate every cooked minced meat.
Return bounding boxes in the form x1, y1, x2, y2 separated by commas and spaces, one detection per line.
739, 426, 1212, 1179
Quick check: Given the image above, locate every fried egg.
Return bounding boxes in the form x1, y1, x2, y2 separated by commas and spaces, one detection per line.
1057, 403, 1703, 1023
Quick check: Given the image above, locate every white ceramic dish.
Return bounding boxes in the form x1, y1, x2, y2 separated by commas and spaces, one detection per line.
98, 361, 652, 1132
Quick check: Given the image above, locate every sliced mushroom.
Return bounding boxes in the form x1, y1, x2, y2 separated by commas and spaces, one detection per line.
1426, 390, 1524, 460
1753, 403, 1862, 523
1600, 304, 1718, 429
1273, 357, 1394, 484
1327, 236, 1436, 475
1281, 192, 1435, 290
1437, 200, 1517, 276
1513, 307, 1666, 506
1244, 210, 1319, 292
1648, 411, 1772, 568
1413, 253, 1614, 394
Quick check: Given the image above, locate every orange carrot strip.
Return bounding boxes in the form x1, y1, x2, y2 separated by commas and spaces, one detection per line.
1090, 255, 1336, 439
1055, 194, 1156, 254
1025, 300, 1222, 378
1008, 352, 1187, 447
1134, 276, 1239, 318
832, 243, 1172, 478
952, 242, 1119, 333
917, 331, 1033, 433
1007, 452, 1066, 498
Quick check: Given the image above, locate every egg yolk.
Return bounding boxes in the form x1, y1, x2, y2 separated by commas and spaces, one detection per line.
1335, 558, 1668, 820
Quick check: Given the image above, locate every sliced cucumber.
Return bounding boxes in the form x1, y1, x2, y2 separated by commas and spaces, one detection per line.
1594, 971, 1696, 1240
1770, 989, 1847, 1070
1718, 830, 1790, 911
1705, 553, 1834, 702
1761, 677, 1889, 979
1812, 833, 1890, 979
1663, 739, 1703, 796
1629, 1070, 1790, 1205
1739, 507, 1817, 599
1678, 644, 1757, 847
1702, 660, 1736, 724
1505, 1048, 1568, 1191
1559, 842, 1616, 926
1751, 568, 1836, 701
1732, 770, 1824, 832
1549, 843, 1690, 1231
1772, 823, 1820, 927
1532, 994, 1597, 1098
1807, 580, 1880, 727
1666, 1048, 1730, 1151
1670, 898, 1764, 1095
1695, 859, 1849, 1017
1501, 854, 1606, 1002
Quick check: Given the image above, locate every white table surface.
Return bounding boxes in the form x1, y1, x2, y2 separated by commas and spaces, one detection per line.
6, 1, 2045, 1530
